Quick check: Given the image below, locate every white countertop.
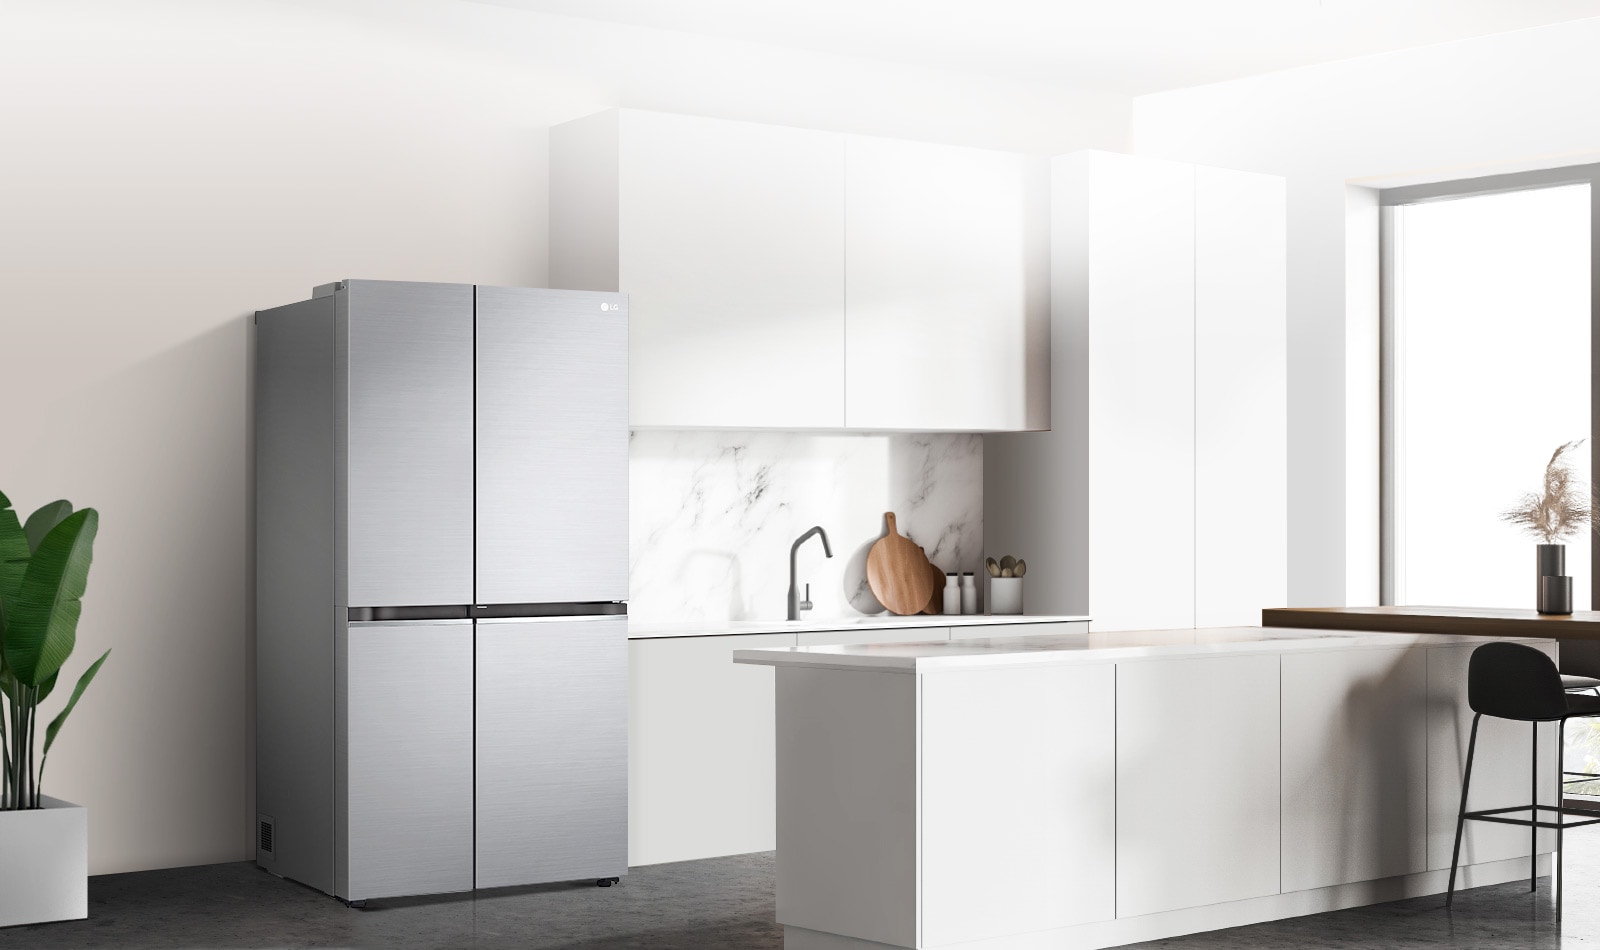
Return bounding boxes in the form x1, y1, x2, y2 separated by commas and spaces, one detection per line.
733, 626, 1554, 672
626, 613, 1089, 639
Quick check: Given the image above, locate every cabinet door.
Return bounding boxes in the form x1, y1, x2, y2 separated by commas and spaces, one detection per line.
475, 286, 628, 606
629, 633, 794, 865
620, 110, 846, 428
343, 281, 474, 607
1117, 653, 1279, 916
476, 617, 628, 887
1086, 154, 1195, 632
1195, 167, 1287, 627
344, 620, 474, 900
1281, 647, 1427, 891
922, 664, 1115, 944
843, 136, 1042, 431
1426, 643, 1558, 870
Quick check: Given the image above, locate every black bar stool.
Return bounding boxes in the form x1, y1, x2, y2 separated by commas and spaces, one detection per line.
1448, 641, 1600, 917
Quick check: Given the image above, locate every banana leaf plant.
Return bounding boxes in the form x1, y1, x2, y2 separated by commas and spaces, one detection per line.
0, 491, 109, 810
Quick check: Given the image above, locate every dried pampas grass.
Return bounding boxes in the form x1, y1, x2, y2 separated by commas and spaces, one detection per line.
1501, 440, 1593, 543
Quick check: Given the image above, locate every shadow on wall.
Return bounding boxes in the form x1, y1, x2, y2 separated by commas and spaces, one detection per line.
10, 315, 257, 874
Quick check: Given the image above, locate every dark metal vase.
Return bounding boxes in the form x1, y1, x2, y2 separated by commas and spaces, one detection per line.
1536, 543, 1573, 614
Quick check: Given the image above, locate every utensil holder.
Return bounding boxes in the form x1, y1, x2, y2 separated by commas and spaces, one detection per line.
989, 577, 1023, 615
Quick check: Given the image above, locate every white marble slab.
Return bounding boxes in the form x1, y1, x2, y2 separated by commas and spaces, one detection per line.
629, 431, 981, 623
627, 613, 1090, 639
734, 627, 1556, 673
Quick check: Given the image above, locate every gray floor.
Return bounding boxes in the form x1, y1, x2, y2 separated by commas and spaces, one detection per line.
0, 848, 1595, 949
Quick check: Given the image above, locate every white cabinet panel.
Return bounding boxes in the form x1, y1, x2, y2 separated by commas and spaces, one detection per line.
922, 664, 1115, 944
1281, 647, 1427, 891
796, 626, 949, 647
1087, 154, 1196, 632
1117, 653, 1279, 916
1195, 166, 1287, 627
843, 136, 1043, 431
1426, 643, 1558, 870
628, 632, 795, 865
618, 111, 847, 428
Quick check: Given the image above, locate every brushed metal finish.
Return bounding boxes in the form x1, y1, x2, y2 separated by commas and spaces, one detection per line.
475, 286, 628, 605
254, 298, 339, 895
344, 280, 474, 607
346, 621, 474, 900
475, 617, 628, 887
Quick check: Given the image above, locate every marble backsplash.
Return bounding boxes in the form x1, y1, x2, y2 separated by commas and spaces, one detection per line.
629, 431, 982, 622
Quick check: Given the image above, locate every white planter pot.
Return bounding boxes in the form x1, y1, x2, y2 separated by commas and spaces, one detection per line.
0, 796, 87, 927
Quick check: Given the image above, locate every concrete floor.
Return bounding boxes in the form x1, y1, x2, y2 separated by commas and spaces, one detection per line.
0, 849, 1595, 949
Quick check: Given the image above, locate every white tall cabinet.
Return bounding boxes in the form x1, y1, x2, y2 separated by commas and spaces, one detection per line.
550, 109, 1046, 432
985, 151, 1286, 630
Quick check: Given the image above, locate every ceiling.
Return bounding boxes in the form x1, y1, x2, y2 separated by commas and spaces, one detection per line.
471, 0, 1600, 95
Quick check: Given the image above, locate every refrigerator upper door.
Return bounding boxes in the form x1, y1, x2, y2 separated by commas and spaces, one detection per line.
475, 286, 628, 605
475, 616, 628, 887
343, 280, 475, 607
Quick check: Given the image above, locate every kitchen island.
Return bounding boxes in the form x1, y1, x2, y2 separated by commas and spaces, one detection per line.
736, 627, 1562, 950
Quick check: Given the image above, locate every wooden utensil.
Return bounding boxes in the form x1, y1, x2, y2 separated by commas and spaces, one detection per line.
867, 513, 937, 616
1014, 559, 1027, 578
985, 557, 1001, 577
1000, 555, 1017, 574
922, 555, 944, 615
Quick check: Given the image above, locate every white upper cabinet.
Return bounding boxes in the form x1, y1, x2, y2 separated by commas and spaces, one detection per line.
550, 109, 1044, 431
843, 136, 1047, 431
552, 109, 847, 429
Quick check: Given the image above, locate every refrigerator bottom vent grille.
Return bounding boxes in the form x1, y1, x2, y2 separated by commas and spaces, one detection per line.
258, 816, 276, 858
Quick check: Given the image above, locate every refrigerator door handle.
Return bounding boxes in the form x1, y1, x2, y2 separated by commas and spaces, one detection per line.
475, 615, 625, 626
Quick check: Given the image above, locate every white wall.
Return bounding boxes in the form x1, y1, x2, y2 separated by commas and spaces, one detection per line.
0, 0, 1127, 874
1132, 18, 1600, 607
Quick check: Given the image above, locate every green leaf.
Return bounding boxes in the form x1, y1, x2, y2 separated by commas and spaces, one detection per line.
23, 501, 72, 555
0, 491, 29, 635
34, 670, 58, 706
5, 509, 97, 688
42, 649, 108, 761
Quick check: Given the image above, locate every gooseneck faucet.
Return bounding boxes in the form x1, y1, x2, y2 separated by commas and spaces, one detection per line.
787, 526, 834, 620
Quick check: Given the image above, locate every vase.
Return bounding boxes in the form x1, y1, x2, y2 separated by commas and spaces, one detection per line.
0, 796, 87, 926
1536, 543, 1572, 614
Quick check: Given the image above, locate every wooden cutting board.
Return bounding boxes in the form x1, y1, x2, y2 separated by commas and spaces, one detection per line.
867, 512, 936, 616
922, 554, 944, 615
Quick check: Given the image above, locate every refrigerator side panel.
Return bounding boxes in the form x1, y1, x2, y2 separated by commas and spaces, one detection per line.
346, 620, 475, 900
345, 280, 475, 607
476, 617, 629, 887
254, 297, 338, 894
475, 286, 628, 605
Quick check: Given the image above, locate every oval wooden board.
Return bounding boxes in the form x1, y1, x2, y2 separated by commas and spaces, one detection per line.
922, 554, 944, 615
866, 512, 936, 616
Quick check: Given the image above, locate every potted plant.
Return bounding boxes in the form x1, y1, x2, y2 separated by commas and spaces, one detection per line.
1501, 440, 1592, 614
0, 491, 109, 926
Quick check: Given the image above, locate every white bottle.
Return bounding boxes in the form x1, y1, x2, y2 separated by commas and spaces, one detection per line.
960, 572, 977, 614
942, 573, 961, 615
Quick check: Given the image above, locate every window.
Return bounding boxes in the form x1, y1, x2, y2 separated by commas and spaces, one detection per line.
1384, 176, 1593, 609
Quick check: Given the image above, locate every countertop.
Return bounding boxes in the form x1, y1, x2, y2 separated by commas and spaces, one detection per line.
627, 613, 1090, 640
1263, 605, 1600, 641
732, 626, 1552, 673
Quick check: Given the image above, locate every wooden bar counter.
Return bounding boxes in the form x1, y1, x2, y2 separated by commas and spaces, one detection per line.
1262, 605, 1600, 644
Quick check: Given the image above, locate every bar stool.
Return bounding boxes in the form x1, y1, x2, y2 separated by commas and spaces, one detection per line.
1447, 641, 1600, 917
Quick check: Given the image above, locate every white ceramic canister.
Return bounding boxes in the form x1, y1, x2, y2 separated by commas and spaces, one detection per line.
942, 573, 961, 615
960, 572, 977, 614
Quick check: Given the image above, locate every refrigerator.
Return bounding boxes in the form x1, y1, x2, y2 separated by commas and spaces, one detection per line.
254, 279, 628, 903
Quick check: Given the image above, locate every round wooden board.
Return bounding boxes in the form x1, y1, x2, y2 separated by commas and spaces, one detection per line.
866, 512, 937, 616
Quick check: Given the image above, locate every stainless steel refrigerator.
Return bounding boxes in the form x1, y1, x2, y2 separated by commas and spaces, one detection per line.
254, 280, 628, 903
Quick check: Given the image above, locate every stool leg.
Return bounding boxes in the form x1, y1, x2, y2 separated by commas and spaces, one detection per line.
1556, 718, 1566, 921
1532, 721, 1538, 892
1448, 713, 1481, 907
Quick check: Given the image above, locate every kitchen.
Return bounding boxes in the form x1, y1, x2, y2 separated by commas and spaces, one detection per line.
7, 2, 1600, 949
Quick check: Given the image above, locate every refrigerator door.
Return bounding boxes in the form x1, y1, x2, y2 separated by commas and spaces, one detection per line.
475, 286, 628, 606
475, 616, 628, 887
343, 280, 475, 608
343, 619, 474, 900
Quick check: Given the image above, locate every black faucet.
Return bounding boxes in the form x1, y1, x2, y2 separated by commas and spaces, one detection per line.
787, 526, 833, 621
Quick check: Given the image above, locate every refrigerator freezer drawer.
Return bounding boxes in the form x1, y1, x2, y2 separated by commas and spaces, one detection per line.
344, 620, 475, 900
475, 616, 628, 887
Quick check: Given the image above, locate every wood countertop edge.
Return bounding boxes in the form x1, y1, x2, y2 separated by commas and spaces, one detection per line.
1263, 606, 1600, 641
